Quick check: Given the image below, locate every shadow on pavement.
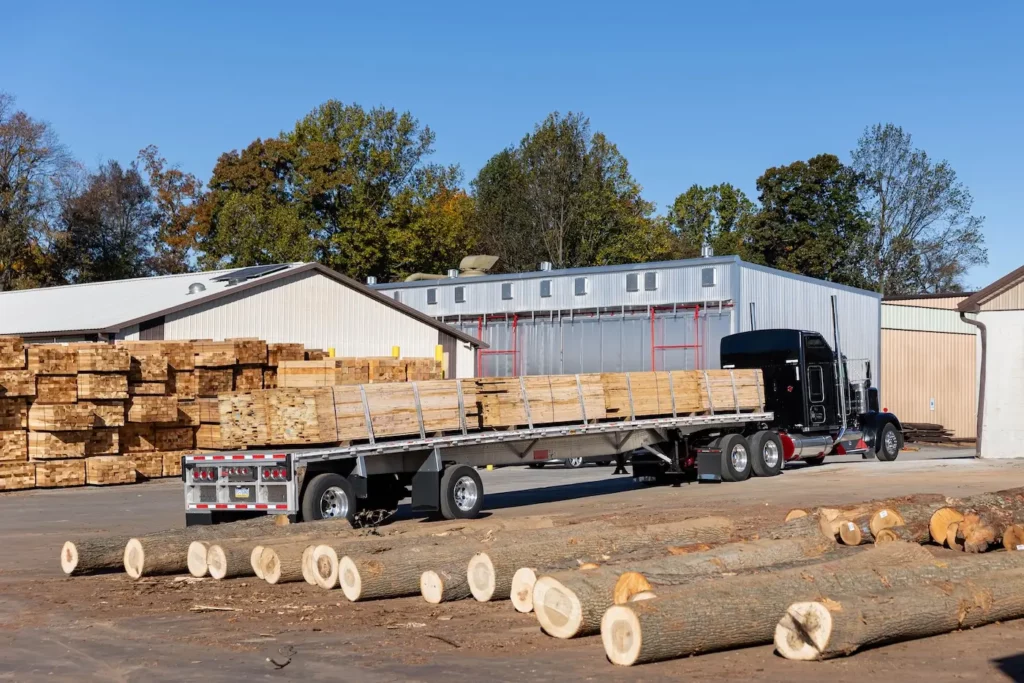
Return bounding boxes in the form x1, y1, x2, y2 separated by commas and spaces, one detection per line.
993, 653, 1024, 682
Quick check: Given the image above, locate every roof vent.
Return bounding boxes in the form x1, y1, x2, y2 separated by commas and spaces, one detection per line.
701, 242, 714, 258
187, 282, 207, 295
447, 269, 460, 278
366, 276, 378, 285
539, 261, 553, 271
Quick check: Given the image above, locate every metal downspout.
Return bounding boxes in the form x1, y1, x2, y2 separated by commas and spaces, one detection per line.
960, 312, 986, 457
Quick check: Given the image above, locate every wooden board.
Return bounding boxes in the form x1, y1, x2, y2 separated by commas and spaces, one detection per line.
35, 459, 86, 487
28, 431, 87, 459
128, 396, 178, 423
128, 381, 168, 396
477, 375, 607, 427
35, 376, 79, 404
233, 366, 264, 392
128, 354, 169, 382
85, 428, 119, 455
196, 368, 234, 397
0, 337, 26, 370
28, 404, 95, 431
168, 370, 197, 400
77, 373, 129, 400
162, 451, 184, 477
27, 345, 77, 375
196, 423, 230, 450
0, 398, 28, 430
130, 452, 165, 479
267, 343, 305, 367
155, 426, 195, 451
85, 456, 136, 485
76, 346, 130, 372
0, 462, 34, 490
0, 430, 28, 462
120, 424, 156, 452
0, 370, 36, 397
80, 400, 127, 428
174, 401, 201, 427
197, 398, 221, 424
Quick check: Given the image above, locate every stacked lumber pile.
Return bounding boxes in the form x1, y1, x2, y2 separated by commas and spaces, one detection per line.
901, 421, 970, 444
277, 357, 443, 388
219, 368, 764, 449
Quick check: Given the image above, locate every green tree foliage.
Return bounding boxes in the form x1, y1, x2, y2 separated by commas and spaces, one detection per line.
473, 112, 666, 272
852, 123, 987, 294
746, 154, 871, 288
196, 100, 472, 281
138, 145, 204, 274
667, 183, 755, 258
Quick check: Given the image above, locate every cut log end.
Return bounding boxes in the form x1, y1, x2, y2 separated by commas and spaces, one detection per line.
339, 556, 362, 601
784, 509, 809, 522
420, 570, 445, 604
311, 545, 339, 590
1003, 524, 1024, 552
628, 591, 657, 602
123, 538, 144, 579
273, 514, 290, 527
207, 545, 228, 580
930, 507, 964, 544
946, 522, 964, 552
874, 528, 900, 544
510, 567, 538, 613
187, 541, 209, 578
774, 601, 833, 661
837, 520, 862, 546
869, 508, 904, 537
467, 553, 496, 602
613, 571, 653, 605
250, 545, 265, 580
533, 576, 583, 639
261, 547, 281, 584
301, 545, 316, 585
60, 541, 79, 576
601, 604, 644, 667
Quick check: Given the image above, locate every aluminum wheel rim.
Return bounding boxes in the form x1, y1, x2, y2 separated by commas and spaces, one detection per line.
453, 476, 479, 512
320, 486, 350, 519
884, 430, 899, 455
762, 440, 780, 468
568, 457, 584, 468
730, 444, 748, 471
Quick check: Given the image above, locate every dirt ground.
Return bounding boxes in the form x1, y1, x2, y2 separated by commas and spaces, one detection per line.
3, 449, 1024, 682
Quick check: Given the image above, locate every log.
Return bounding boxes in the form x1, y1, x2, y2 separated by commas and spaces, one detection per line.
1004, 524, 1024, 551
124, 537, 191, 578
207, 541, 256, 580
784, 509, 808, 522
599, 543, 1024, 666
775, 569, 1024, 660
261, 543, 315, 585
465, 517, 734, 605
250, 545, 265, 579
835, 515, 874, 546
340, 545, 464, 601
61, 536, 133, 576
874, 522, 930, 545
533, 536, 835, 639
930, 507, 965, 544
959, 510, 1008, 553
421, 561, 473, 604
764, 512, 835, 541
946, 521, 964, 551
187, 541, 209, 578
510, 567, 539, 613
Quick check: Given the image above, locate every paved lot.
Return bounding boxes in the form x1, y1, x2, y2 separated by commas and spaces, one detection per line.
3, 446, 1024, 682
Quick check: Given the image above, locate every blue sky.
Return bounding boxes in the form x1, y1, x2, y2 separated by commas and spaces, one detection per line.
4, 1, 1021, 289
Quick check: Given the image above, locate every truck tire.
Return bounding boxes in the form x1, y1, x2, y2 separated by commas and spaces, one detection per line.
564, 456, 585, 469
716, 434, 752, 482
875, 423, 902, 462
301, 473, 356, 526
439, 464, 484, 520
749, 430, 784, 477
803, 455, 826, 467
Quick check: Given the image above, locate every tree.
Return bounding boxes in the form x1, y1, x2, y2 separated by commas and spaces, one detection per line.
852, 123, 987, 294
0, 93, 73, 290
472, 112, 661, 272
667, 183, 755, 258
50, 161, 160, 283
138, 145, 204, 274
746, 154, 871, 288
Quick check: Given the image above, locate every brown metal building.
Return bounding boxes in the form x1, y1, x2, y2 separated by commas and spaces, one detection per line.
882, 293, 979, 439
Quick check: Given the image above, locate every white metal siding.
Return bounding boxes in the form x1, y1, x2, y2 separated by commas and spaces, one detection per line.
455, 342, 476, 378
882, 304, 979, 335
119, 325, 140, 341
978, 309, 1024, 458
739, 264, 881, 389
163, 271, 441, 358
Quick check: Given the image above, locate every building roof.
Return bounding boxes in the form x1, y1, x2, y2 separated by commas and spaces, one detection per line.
0, 262, 485, 347
958, 265, 1024, 313
883, 291, 973, 302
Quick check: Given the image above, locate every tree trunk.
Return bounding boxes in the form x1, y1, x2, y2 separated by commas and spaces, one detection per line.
765, 513, 834, 541
421, 561, 472, 603
187, 541, 210, 578
123, 537, 193, 578
340, 545, 472, 602
61, 536, 134, 576
207, 541, 257, 580
776, 569, 1024, 660
464, 517, 734, 607
260, 542, 315, 584
534, 536, 835, 639
600, 544, 1024, 666
835, 513, 875, 546
874, 521, 930, 545
931, 507, 965, 544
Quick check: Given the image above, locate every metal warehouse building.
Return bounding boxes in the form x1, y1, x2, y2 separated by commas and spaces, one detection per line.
0, 263, 483, 378
881, 293, 980, 439
373, 255, 882, 387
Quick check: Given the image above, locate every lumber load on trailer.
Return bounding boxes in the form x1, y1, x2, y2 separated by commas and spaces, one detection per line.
475, 374, 607, 428
532, 536, 836, 639
219, 388, 338, 447
776, 569, 1024, 660
598, 543, 1024, 666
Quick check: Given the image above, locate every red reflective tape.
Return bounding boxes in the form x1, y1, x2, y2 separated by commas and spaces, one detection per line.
212, 455, 226, 460
274, 504, 288, 509
195, 504, 209, 509
213, 504, 227, 509
254, 504, 268, 510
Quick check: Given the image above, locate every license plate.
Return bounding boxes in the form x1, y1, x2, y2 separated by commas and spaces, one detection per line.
234, 487, 251, 499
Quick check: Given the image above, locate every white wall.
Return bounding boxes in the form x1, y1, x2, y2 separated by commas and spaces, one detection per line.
455, 341, 476, 378
978, 309, 1024, 458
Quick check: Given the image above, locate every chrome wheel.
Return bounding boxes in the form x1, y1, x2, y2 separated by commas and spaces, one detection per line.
320, 486, 350, 519
730, 444, 749, 471
884, 430, 899, 456
566, 457, 584, 468
762, 440, 780, 469
453, 476, 479, 512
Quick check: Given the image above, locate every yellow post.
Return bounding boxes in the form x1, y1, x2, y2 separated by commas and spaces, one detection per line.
486, 464, 494, 471
327, 347, 336, 358
434, 344, 444, 362
391, 345, 401, 358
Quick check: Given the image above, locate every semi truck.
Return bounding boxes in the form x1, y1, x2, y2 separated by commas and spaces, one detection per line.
182, 297, 902, 526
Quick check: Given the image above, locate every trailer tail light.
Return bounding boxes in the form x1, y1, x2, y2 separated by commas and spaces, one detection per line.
262, 466, 289, 481
194, 467, 217, 482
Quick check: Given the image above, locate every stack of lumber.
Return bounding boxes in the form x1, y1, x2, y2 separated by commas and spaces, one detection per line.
0, 337, 34, 490
264, 343, 305, 389
902, 422, 967, 444
277, 357, 443, 388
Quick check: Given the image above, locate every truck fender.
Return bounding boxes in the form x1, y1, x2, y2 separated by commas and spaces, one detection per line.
858, 412, 903, 453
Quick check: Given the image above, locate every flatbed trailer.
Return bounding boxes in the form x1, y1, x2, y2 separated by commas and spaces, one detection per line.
182, 408, 775, 526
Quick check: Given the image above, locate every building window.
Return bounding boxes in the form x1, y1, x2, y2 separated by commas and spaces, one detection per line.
625, 273, 639, 292
454, 286, 466, 303
644, 272, 658, 291
427, 288, 437, 305
701, 267, 716, 287
392, 291, 401, 303
540, 280, 552, 298
501, 282, 513, 300
574, 277, 588, 296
